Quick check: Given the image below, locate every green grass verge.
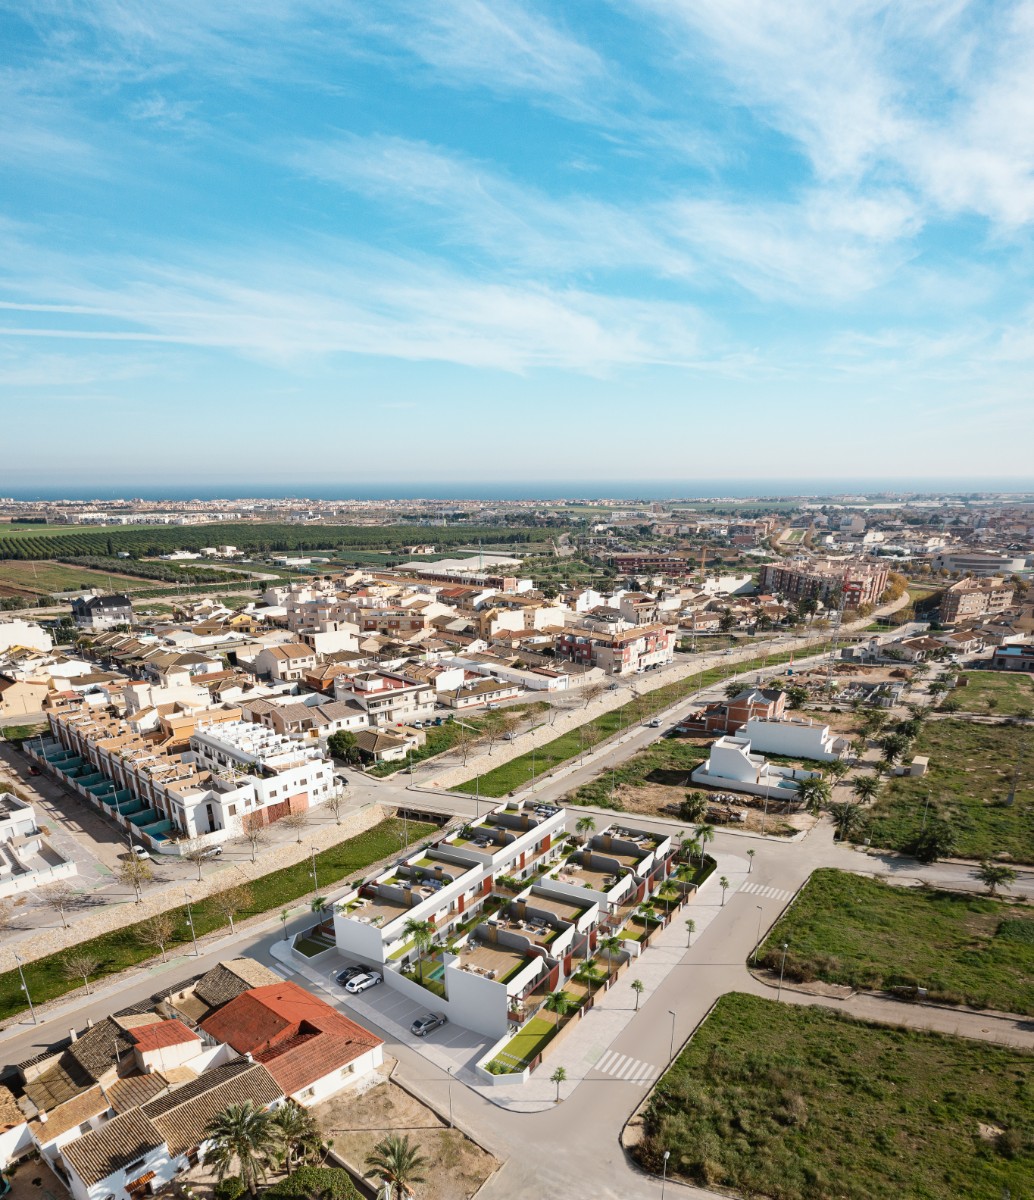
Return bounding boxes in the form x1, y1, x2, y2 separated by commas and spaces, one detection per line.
955, 672, 1034, 717
634, 992, 1034, 1200
294, 936, 334, 958
454, 645, 818, 798
0, 817, 434, 1022
759, 869, 1034, 1014
490, 1015, 557, 1069
867, 720, 1034, 863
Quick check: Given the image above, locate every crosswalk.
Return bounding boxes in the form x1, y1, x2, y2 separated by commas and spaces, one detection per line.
593, 1050, 659, 1086
739, 881, 795, 903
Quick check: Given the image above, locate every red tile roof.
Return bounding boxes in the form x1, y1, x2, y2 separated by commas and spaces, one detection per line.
199, 981, 381, 1097
130, 1020, 200, 1053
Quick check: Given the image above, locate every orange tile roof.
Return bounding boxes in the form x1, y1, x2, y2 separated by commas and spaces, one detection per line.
130, 1019, 200, 1053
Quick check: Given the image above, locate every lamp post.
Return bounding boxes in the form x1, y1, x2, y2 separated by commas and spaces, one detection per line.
184, 891, 200, 957
310, 845, 319, 900
667, 1009, 677, 1062
661, 1149, 671, 1199
777, 941, 789, 1001
14, 953, 37, 1025
447, 1065, 455, 1129
753, 905, 763, 965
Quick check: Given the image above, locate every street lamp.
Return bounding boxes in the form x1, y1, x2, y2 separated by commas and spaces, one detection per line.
184, 891, 200, 957
14, 952, 37, 1025
310, 845, 320, 900
753, 905, 763, 965
447, 1065, 455, 1129
661, 1149, 671, 1199
777, 941, 789, 1001
667, 1009, 677, 1062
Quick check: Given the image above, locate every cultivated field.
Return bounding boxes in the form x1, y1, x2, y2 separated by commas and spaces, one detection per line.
0, 560, 157, 596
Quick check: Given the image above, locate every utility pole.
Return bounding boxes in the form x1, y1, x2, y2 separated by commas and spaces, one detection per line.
14, 953, 37, 1025
184, 891, 200, 956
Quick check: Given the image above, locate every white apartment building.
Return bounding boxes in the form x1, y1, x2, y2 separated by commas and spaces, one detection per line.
333, 671, 435, 727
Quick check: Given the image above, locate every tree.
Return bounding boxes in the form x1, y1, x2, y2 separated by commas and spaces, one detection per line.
746, 849, 755, 873
545, 988, 573, 1026
327, 731, 362, 765
450, 723, 483, 766
60, 951, 100, 994
326, 789, 347, 825
631, 978, 645, 1011
976, 861, 1017, 897
364, 1135, 428, 1200
204, 1101, 279, 1198
880, 733, 911, 767
600, 934, 622, 962
851, 775, 881, 804
138, 912, 176, 962
724, 681, 744, 700
483, 713, 518, 756
861, 709, 888, 737
678, 793, 707, 823
910, 818, 956, 864
718, 609, 736, 633
41, 880, 80, 928
796, 777, 831, 813
240, 825, 269, 863
181, 837, 213, 882
826, 759, 850, 782
403, 918, 435, 981
281, 813, 309, 844
212, 883, 253, 935
685, 918, 696, 945
550, 1065, 567, 1102
581, 681, 606, 709
785, 685, 809, 710
270, 1102, 321, 1172
694, 823, 715, 865
118, 856, 154, 903
828, 801, 866, 843
575, 814, 596, 843
579, 723, 602, 760
719, 876, 729, 905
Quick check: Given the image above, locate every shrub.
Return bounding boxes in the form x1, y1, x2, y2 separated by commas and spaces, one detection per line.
266, 1168, 360, 1200
213, 1178, 245, 1200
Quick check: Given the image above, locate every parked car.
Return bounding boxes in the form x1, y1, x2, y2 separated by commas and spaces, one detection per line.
345, 972, 383, 994
411, 1012, 448, 1037
201, 845, 223, 859
129, 844, 152, 860
28, 765, 41, 776
647, 718, 662, 728
336, 965, 366, 986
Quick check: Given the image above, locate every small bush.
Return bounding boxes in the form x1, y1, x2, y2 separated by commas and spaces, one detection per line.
213, 1178, 245, 1200
266, 1168, 360, 1200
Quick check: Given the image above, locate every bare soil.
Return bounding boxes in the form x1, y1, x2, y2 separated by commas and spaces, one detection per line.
315, 1074, 499, 1200
611, 781, 812, 837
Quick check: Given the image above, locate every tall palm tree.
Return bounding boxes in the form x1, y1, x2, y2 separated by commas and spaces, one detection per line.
545, 989, 573, 1027
575, 814, 596, 843
403, 918, 435, 982
270, 1101, 321, 1172
365, 1134, 428, 1200
203, 1102, 278, 1197
796, 777, 831, 813
851, 775, 881, 804
694, 823, 715, 865
826, 759, 849, 782
828, 801, 866, 843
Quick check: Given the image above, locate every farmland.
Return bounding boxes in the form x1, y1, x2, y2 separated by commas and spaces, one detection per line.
0, 560, 159, 597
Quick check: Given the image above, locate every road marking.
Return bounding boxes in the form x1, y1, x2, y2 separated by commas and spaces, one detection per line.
740, 882, 794, 902
593, 1051, 659, 1085
271, 964, 295, 977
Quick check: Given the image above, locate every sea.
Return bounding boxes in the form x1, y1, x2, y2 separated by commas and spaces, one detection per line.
5, 478, 1034, 503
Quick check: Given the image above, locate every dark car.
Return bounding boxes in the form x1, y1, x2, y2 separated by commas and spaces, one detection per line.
336, 965, 366, 986
411, 1012, 447, 1037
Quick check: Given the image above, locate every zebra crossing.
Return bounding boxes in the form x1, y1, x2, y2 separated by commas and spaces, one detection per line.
739, 881, 795, 903
593, 1050, 659, 1086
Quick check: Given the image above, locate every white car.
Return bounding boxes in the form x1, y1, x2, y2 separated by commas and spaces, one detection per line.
130, 844, 152, 860
647, 718, 662, 728
345, 972, 383, 994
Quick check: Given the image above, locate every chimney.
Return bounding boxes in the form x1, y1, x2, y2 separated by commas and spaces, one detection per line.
69, 1028, 78, 1043
38, 1110, 48, 1124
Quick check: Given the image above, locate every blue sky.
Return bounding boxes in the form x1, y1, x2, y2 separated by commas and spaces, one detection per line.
2, 1, 1034, 490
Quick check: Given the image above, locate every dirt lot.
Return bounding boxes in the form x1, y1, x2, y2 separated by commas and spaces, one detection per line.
315, 1073, 499, 1200
608, 780, 812, 837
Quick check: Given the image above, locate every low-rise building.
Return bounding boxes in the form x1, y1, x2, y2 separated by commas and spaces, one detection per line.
740, 716, 848, 762
72, 594, 133, 631
759, 559, 889, 608
939, 577, 1014, 623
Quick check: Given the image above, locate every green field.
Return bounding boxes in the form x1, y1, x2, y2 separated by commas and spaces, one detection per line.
759, 869, 1034, 1014
868, 720, 1034, 863
0, 817, 434, 1021
0, 560, 159, 596
635, 992, 1034, 1200
454, 644, 818, 798
954, 671, 1034, 717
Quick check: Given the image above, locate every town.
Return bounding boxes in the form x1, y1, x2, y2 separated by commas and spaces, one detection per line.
0, 490, 1030, 1200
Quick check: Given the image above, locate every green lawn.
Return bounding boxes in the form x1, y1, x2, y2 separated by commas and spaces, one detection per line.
954, 672, 1034, 717
867, 720, 1034, 863
489, 1015, 557, 1070
0, 560, 160, 595
635, 992, 1034, 1200
759, 869, 1034, 1014
0, 817, 434, 1021
454, 644, 816, 798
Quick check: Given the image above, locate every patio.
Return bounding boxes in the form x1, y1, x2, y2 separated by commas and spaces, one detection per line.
457, 940, 535, 985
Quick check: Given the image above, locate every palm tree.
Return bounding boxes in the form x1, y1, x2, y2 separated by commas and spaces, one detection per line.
270, 1101, 321, 1171
599, 934, 622, 964
828, 801, 866, 843
746, 849, 755, 873
631, 978, 645, 1011
694, 823, 715, 865
403, 918, 435, 982
575, 814, 596, 843
684, 918, 696, 945
976, 861, 1017, 897
683, 837, 702, 866
826, 759, 849, 782
718, 876, 729, 905
545, 989, 573, 1027
550, 1065, 567, 1102
365, 1135, 428, 1200
203, 1102, 279, 1197
796, 777, 831, 813
880, 732, 911, 767
851, 775, 881, 804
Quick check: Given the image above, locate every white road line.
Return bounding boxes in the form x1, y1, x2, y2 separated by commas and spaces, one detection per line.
596, 1050, 620, 1074
616, 1058, 641, 1080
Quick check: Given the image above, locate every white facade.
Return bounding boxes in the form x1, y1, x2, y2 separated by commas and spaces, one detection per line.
690, 735, 821, 799
0, 619, 53, 654
740, 716, 848, 762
